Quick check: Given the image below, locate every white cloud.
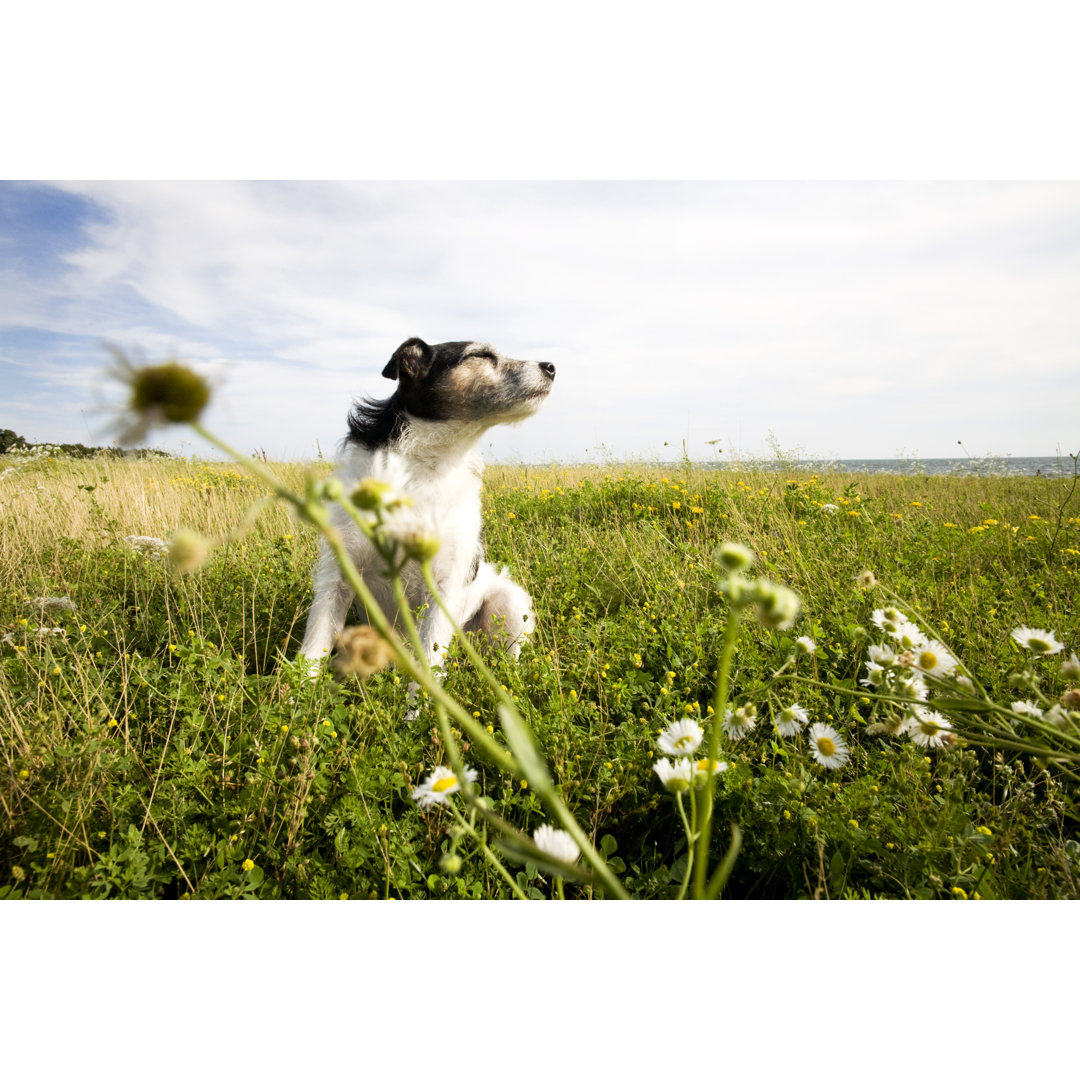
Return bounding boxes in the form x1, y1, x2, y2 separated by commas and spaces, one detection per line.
6, 180, 1080, 460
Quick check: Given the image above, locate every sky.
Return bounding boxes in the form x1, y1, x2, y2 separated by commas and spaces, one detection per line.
3, 180, 1079, 465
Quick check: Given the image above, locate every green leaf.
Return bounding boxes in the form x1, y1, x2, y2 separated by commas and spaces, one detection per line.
498, 704, 552, 794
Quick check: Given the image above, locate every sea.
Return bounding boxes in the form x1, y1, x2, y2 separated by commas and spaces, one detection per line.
694, 456, 1073, 478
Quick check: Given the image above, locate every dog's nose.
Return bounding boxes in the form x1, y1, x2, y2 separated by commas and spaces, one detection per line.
539, 362, 556, 380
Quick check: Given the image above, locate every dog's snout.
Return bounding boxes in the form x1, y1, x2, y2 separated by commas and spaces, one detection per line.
539, 362, 556, 381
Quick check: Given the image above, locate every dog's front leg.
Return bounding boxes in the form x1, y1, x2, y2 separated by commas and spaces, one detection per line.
418, 604, 456, 672
297, 543, 356, 670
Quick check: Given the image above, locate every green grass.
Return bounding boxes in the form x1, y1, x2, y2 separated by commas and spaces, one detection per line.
2, 454, 1079, 898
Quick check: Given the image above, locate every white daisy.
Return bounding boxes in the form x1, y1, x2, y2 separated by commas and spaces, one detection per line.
821, 503, 839, 514
1011, 627, 1065, 656
807, 722, 850, 769
722, 704, 758, 741
907, 708, 952, 748
861, 662, 886, 689
868, 643, 898, 667
1010, 700, 1043, 719
532, 824, 580, 865
653, 757, 692, 793
656, 718, 704, 757
896, 673, 930, 702
411, 764, 478, 808
910, 640, 958, 677
774, 703, 809, 737
795, 636, 816, 655
871, 607, 906, 632
890, 618, 928, 651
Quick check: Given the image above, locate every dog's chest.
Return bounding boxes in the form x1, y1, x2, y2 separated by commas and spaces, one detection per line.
403, 468, 482, 546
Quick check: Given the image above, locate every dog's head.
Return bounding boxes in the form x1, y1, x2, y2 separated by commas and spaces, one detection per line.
382, 338, 555, 424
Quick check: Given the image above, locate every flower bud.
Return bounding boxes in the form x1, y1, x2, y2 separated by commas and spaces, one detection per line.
439, 853, 463, 875
321, 478, 345, 502
350, 478, 394, 512
753, 580, 801, 630
399, 531, 442, 563
332, 625, 396, 679
719, 573, 751, 607
1008, 669, 1040, 692
714, 541, 755, 572
1061, 653, 1080, 681
168, 528, 211, 574
130, 362, 211, 424
1044, 705, 1070, 730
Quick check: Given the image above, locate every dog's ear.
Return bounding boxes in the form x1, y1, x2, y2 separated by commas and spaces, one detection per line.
382, 338, 433, 381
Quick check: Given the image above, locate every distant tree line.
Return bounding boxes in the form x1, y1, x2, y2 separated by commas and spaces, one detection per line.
0, 428, 170, 459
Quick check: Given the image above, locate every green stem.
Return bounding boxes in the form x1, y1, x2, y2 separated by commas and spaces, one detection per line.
693, 606, 740, 900
192, 423, 308, 513
448, 802, 529, 900
673, 791, 695, 901
705, 825, 743, 899
420, 564, 630, 900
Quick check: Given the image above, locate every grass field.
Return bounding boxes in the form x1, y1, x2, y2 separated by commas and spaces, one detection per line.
2, 449, 1079, 898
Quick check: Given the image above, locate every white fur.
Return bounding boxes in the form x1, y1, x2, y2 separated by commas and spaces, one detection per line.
298, 417, 534, 674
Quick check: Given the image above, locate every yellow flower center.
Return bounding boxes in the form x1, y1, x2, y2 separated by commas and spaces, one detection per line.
674, 735, 695, 750
920, 720, 940, 736
817, 737, 836, 756
919, 651, 938, 669
432, 776, 458, 793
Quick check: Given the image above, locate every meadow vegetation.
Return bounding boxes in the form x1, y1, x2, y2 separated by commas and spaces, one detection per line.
3, 446, 1079, 899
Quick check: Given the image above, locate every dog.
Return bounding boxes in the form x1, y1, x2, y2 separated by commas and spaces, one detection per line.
298, 337, 555, 680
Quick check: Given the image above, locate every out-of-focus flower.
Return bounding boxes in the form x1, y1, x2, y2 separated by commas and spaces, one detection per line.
107, 347, 212, 444
533, 824, 580, 865
774, 703, 809, 737
653, 757, 692, 793
657, 718, 704, 757
332, 625, 396, 679
1011, 627, 1064, 656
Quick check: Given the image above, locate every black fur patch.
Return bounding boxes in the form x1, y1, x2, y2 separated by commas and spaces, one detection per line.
347, 339, 474, 447
346, 395, 409, 448
345, 338, 550, 448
